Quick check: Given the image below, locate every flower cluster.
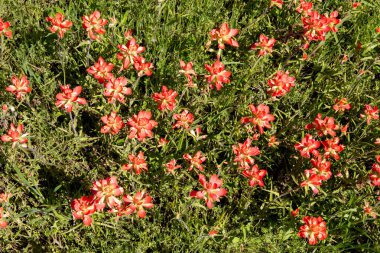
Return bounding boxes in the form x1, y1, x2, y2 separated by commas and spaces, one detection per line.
71, 176, 154, 225
297, 0, 340, 43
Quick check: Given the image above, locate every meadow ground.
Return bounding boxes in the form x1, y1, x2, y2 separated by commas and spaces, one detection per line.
0, 0, 380, 252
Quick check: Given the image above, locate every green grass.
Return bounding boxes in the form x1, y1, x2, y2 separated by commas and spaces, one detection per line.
0, 0, 380, 252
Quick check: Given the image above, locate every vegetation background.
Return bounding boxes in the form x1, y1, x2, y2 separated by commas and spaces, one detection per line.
0, 0, 380, 252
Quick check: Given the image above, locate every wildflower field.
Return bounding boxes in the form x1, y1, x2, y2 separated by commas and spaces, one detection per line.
0, 0, 380, 252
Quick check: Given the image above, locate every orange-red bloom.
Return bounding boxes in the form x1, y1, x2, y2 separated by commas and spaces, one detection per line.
165, 159, 182, 174
134, 56, 153, 77
1, 123, 29, 148
204, 60, 231, 90
71, 196, 96, 226
250, 34, 276, 56
122, 190, 154, 218
370, 160, 380, 186
321, 138, 344, 160
101, 111, 124, 135
122, 151, 148, 175
55, 85, 86, 112
267, 70, 295, 97
190, 174, 227, 209
305, 156, 332, 181
241, 104, 275, 134
103, 76, 132, 103
0, 18, 12, 38
360, 104, 379, 125
183, 151, 206, 172
6, 75, 31, 100
87, 56, 114, 84
333, 98, 351, 112
46, 13, 72, 39
82, 10, 107, 40
305, 113, 339, 137
91, 176, 124, 211
127, 111, 158, 141
270, 0, 283, 8
300, 173, 322, 194
242, 165, 267, 187
0, 193, 12, 203
209, 22, 239, 49
232, 138, 260, 169
0, 207, 8, 229
294, 134, 320, 159
179, 60, 197, 87
298, 216, 327, 245
117, 37, 145, 70
173, 110, 194, 129
152, 86, 178, 111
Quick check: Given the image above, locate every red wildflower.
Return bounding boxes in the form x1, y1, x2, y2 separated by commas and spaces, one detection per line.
123, 190, 154, 218
291, 208, 300, 217
0, 207, 8, 229
127, 111, 158, 141
333, 98, 351, 112
270, 0, 283, 8
165, 159, 182, 174
0, 193, 12, 203
190, 174, 227, 209
71, 196, 96, 226
242, 165, 267, 187
152, 86, 178, 111
1, 123, 29, 148
82, 10, 108, 40
353, 2, 362, 9
101, 111, 124, 135
360, 104, 379, 125
133, 56, 153, 77
370, 162, 380, 186
268, 135, 280, 147
298, 216, 327, 245
305, 114, 339, 137
204, 60, 231, 90
6, 75, 32, 100
179, 60, 197, 87
0, 18, 12, 38
183, 151, 206, 172
46, 13, 72, 39
300, 173, 322, 194
91, 176, 124, 211
305, 156, 332, 181
232, 138, 260, 169
296, 0, 313, 16
87, 56, 114, 84
321, 138, 344, 160
55, 85, 86, 113
117, 37, 145, 70
209, 22, 239, 49
250, 34, 276, 56
2, 104, 7, 113
363, 202, 377, 218
208, 230, 218, 237
158, 137, 169, 147
103, 76, 132, 103
267, 70, 296, 97
302, 10, 340, 42
294, 134, 320, 159
122, 151, 148, 175
240, 104, 275, 134
173, 110, 194, 129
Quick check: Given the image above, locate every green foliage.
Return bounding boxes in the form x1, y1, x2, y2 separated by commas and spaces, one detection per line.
0, 0, 379, 252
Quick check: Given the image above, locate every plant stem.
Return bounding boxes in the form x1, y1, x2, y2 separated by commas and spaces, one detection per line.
69, 112, 77, 135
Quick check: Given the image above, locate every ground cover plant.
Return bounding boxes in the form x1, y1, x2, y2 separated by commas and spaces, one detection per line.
0, 0, 380, 252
